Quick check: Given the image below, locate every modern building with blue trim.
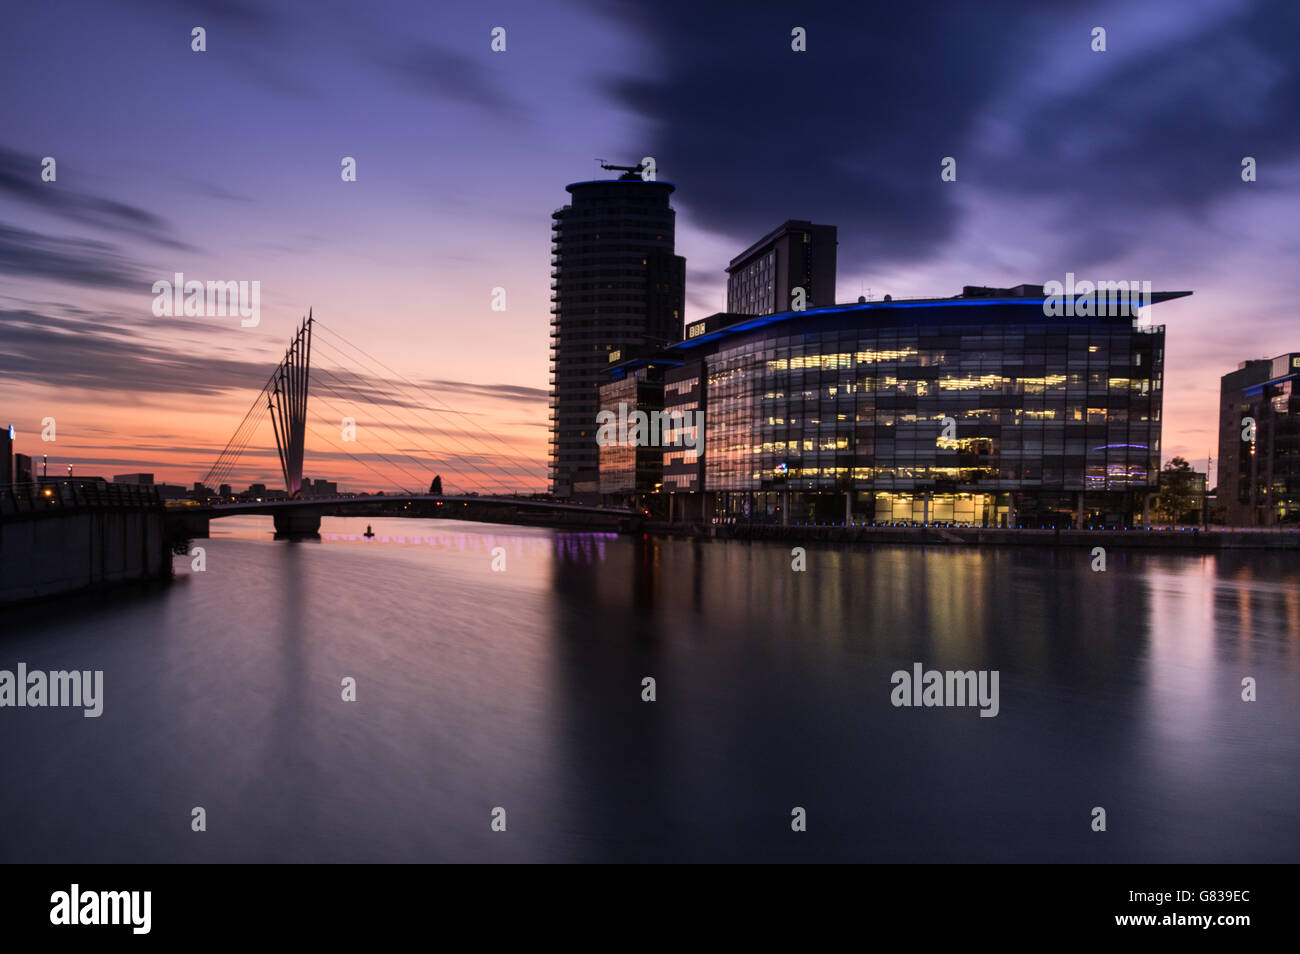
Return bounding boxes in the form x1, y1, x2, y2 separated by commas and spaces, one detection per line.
599, 283, 1192, 527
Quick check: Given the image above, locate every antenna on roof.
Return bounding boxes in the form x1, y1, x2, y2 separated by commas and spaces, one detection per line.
596, 158, 643, 180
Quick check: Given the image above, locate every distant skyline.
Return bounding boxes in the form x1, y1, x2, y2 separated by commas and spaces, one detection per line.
2, 0, 1298, 492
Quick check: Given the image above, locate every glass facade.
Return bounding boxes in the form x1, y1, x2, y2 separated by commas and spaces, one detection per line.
597, 365, 667, 496
662, 363, 704, 492
727, 250, 777, 317
666, 297, 1172, 524
1218, 353, 1300, 525
725, 221, 837, 317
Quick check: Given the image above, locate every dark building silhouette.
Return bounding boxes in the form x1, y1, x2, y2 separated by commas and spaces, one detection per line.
726, 220, 837, 316
300, 477, 337, 497
549, 169, 685, 497
1217, 353, 1300, 525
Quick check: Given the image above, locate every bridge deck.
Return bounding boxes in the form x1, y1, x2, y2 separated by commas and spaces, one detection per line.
182, 494, 635, 518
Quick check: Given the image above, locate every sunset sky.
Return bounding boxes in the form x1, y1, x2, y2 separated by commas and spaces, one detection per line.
2, 0, 1297, 493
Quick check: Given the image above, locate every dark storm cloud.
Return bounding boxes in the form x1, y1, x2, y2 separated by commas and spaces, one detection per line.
0, 225, 145, 290
185, 179, 256, 204
595, 1, 1051, 262
687, 265, 724, 290
0, 307, 545, 414
311, 362, 545, 411
595, 0, 1300, 269
0, 146, 191, 248
994, 0, 1300, 264
686, 265, 726, 311
0, 307, 276, 395
131, 0, 283, 31
384, 43, 521, 113
425, 378, 546, 404
128, 0, 321, 99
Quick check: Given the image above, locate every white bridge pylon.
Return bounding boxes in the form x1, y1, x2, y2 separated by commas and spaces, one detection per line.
268, 313, 312, 498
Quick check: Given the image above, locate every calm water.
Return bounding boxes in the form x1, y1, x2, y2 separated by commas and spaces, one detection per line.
2, 515, 1298, 863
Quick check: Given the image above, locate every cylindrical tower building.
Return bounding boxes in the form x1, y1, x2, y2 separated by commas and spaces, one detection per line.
548, 172, 686, 497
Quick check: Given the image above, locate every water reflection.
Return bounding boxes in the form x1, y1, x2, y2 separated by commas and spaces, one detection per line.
0, 516, 1295, 862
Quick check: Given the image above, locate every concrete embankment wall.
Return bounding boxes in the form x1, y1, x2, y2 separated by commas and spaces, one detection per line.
0, 509, 172, 605
646, 523, 1300, 551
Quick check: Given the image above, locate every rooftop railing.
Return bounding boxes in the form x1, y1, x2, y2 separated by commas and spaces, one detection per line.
0, 480, 163, 517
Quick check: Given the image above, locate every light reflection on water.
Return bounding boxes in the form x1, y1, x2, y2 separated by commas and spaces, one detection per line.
1, 515, 1296, 862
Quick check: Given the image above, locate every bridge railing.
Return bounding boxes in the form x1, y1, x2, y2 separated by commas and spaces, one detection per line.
0, 481, 163, 517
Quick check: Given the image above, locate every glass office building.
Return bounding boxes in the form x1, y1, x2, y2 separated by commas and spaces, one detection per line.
597, 360, 669, 497
725, 220, 838, 317
1217, 353, 1300, 526
657, 285, 1191, 526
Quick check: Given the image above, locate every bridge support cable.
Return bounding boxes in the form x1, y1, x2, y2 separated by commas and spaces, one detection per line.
307, 358, 499, 495
302, 422, 414, 495
312, 323, 540, 489
309, 335, 526, 491
202, 356, 287, 491
306, 406, 430, 495
305, 374, 481, 495
311, 321, 542, 491
202, 388, 267, 488
206, 398, 271, 490
309, 343, 517, 493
